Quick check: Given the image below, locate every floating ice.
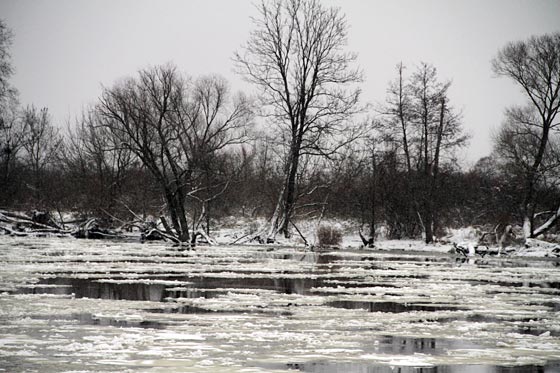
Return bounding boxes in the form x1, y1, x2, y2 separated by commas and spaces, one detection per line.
0, 236, 559, 372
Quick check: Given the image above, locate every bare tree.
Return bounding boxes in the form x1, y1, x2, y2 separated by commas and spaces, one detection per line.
98, 65, 252, 243
0, 95, 23, 204
492, 32, 560, 238
21, 106, 62, 177
0, 19, 16, 108
377, 64, 418, 238
494, 106, 560, 237
234, 0, 363, 239
382, 63, 414, 173
0, 20, 22, 204
381, 63, 467, 243
62, 109, 138, 218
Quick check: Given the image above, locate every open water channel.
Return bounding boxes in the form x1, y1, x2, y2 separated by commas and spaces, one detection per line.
0, 236, 559, 372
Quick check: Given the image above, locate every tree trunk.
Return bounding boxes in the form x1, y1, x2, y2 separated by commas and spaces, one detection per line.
522, 215, 532, 239
279, 141, 301, 238
267, 183, 286, 239
424, 97, 445, 244
163, 187, 190, 243
421, 202, 434, 244
521, 118, 551, 238
369, 142, 376, 241
175, 190, 190, 242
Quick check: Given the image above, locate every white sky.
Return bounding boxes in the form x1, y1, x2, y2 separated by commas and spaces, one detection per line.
1, 0, 559, 166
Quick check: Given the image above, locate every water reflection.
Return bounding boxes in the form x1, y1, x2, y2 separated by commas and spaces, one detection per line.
27, 274, 330, 300
31, 312, 166, 329
282, 362, 557, 372
375, 336, 483, 355
327, 300, 463, 313
21, 278, 168, 301
73, 313, 166, 329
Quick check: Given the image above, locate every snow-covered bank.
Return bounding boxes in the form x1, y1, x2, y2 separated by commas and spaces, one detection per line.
213, 220, 560, 258
2, 211, 558, 258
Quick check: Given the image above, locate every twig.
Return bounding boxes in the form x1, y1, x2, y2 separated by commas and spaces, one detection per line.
118, 200, 143, 221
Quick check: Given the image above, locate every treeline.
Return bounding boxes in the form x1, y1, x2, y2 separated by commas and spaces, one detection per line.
1, 2, 559, 243
1, 95, 557, 240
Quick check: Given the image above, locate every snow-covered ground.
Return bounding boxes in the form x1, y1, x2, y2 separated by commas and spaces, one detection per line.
1, 236, 560, 372
214, 221, 560, 258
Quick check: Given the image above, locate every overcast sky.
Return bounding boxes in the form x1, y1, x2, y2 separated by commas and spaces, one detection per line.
1, 0, 559, 165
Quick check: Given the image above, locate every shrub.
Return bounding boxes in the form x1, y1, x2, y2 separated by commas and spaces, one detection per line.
317, 225, 342, 247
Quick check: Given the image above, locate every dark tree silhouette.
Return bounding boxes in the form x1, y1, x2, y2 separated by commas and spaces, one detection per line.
380, 63, 467, 243
234, 0, 363, 239
492, 32, 560, 238
98, 65, 252, 242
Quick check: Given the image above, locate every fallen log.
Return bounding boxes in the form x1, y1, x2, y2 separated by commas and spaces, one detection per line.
0, 225, 29, 237
0, 210, 75, 237
71, 218, 123, 240
0, 210, 65, 231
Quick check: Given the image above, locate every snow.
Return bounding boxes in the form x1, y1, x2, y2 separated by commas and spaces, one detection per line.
0, 236, 559, 372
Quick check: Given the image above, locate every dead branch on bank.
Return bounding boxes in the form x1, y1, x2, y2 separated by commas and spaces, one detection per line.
0, 210, 154, 242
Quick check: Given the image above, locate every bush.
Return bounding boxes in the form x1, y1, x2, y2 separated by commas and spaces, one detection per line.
317, 225, 342, 247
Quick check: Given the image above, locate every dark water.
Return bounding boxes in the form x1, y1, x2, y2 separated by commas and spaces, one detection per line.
31, 312, 167, 329
326, 300, 464, 313
278, 362, 559, 373
375, 335, 483, 355
21, 275, 324, 299
20, 275, 463, 316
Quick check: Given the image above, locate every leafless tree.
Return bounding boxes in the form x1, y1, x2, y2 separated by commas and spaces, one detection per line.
234, 0, 364, 239
12, 105, 62, 208
0, 95, 23, 203
381, 63, 467, 243
97, 65, 252, 243
492, 32, 560, 238
0, 19, 16, 108
382, 63, 414, 173
494, 107, 560, 237
21, 106, 62, 177
411, 63, 466, 242
62, 108, 138, 218
0, 19, 21, 202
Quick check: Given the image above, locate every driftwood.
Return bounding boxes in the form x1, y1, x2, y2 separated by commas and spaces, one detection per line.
0, 225, 32, 236
0, 210, 64, 231
0, 210, 73, 236
0, 210, 127, 241
0, 209, 225, 248
72, 218, 123, 240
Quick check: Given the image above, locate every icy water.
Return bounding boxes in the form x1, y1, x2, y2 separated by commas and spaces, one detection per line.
1, 237, 560, 372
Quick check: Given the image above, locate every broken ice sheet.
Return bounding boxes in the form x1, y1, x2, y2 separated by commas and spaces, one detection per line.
1, 237, 559, 372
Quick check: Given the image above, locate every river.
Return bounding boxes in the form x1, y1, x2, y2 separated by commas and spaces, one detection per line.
1, 236, 559, 372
